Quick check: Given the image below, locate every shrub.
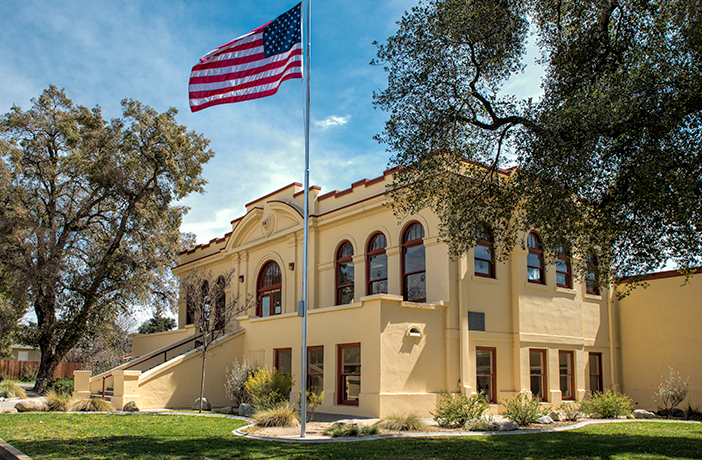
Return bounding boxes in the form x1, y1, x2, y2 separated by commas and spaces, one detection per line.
501, 393, 548, 426
45, 390, 71, 412
67, 398, 115, 412
46, 378, 74, 396
323, 422, 379, 438
0, 381, 27, 398
580, 390, 632, 419
0, 367, 6, 382
376, 412, 429, 432
252, 403, 300, 427
224, 358, 256, 406
298, 390, 324, 422
432, 391, 490, 428
464, 418, 494, 431
244, 366, 294, 410
685, 403, 702, 421
557, 401, 582, 421
18, 365, 38, 382
653, 367, 688, 413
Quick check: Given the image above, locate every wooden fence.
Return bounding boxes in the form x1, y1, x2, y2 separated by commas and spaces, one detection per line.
0, 360, 82, 381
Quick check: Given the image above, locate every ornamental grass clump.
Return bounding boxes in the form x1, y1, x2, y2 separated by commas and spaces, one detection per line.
580, 390, 632, 419
323, 422, 379, 438
501, 393, 548, 426
67, 397, 115, 412
432, 391, 490, 427
252, 403, 300, 427
45, 390, 72, 412
376, 412, 429, 432
0, 381, 26, 399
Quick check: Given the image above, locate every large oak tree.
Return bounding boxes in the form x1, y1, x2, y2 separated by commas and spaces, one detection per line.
374, 0, 702, 285
0, 86, 213, 391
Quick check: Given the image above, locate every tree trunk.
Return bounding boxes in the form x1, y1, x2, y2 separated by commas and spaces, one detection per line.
34, 346, 60, 392
199, 345, 207, 413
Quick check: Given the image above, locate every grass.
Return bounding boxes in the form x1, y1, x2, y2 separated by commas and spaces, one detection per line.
0, 414, 700, 459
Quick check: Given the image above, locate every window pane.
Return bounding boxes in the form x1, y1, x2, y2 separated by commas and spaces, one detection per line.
476, 350, 493, 375
369, 254, 387, 281
342, 347, 360, 373
261, 296, 270, 317
309, 375, 323, 393
309, 349, 324, 370
528, 267, 542, 281
475, 259, 491, 275
338, 286, 354, 305
557, 273, 567, 286
476, 375, 492, 400
556, 259, 567, 271
560, 375, 571, 398
530, 351, 542, 372
475, 245, 491, 260
404, 245, 425, 273
405, 272, 426, 301
338, 262, 354, 285
530, 376, 543, 399
527, 253, 542, 268
273, 291, 281, 315
277, 350, 292, 375
343, 375, 360, 401
370, 279, 388, 295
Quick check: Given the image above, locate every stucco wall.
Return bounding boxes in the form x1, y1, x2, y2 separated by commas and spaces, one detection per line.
131, 326, 197, 358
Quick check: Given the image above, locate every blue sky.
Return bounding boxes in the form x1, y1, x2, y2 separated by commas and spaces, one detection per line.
0, 0, 543, 245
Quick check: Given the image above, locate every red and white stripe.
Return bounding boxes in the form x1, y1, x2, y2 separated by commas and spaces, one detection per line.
189, 26, 302, 112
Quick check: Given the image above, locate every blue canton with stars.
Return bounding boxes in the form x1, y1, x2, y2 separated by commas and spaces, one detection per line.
263, 3, 301, 58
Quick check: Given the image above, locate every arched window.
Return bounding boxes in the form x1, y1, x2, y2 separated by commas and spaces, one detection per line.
556, 244, 572, 288
214, 276, 226, 329
527, 232, 544, 284
367, 233, 388, 295
474, 225, 494, 278
585, 251, 600, 295
402, 222, 426, 302
336, 242, 355, 305
257, 261, 282, 317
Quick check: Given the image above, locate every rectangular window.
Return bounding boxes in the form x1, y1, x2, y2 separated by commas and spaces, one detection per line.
307, 346, 324, 393
476, 347, 496, 402
589, 352, 603, 393
468, 311, 486, 332
17, 351, 29, 361
529, 349, 547, 402
275, 348, 292, 376
337, 343, 360, 405
559, 350, 574, 400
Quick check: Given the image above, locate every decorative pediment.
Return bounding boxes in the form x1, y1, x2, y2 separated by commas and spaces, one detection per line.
225, 201, 304, 252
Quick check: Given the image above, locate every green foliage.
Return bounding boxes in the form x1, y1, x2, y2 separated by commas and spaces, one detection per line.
653, 367, 689, 411
67, 398, 115, 412
18, 365, 38, 383
298, 389, 324, 422
557, 401, 582, 421
0, 86, 213, 391
244, 366, 294, 410
46, 378, 74, 396
500, 393, 548, 426
137, 315, 176, 335
580, 390, 632, 419
225, 357, 256, 406
45, 390, 71, 412
323, 422, 380, 438
376, 412, 429, 432
0, 381, 26, 398
464, 418, 494, 432
373, 0, 702, 281
432, 391, 490, 428
252, 403, 300, 428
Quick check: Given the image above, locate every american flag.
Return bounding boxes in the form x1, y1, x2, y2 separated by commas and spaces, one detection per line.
189, 3, 302, 112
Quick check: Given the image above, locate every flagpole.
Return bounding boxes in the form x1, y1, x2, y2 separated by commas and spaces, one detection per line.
300, 0, 311, 439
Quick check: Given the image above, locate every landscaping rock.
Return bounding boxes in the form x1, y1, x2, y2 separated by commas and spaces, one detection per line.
15, 400, 48, 412
549, 411, 566, 421
633, 409, 656, 419
192, 398, 211, 411
489, 420, 519, 431
122, 401, 139, 412
0, 408, 17, 414
238, 403, 254, 416
218, 406, 234, 414
537, 415, 554, 424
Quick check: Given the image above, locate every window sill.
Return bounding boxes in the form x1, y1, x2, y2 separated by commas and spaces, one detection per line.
524, 281, 549, 291
471, 275, 500, 285
554, 286, 577, 295
584, 293, 603, 301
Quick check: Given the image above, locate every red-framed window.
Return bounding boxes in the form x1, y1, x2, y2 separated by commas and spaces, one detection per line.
529, 349, 547, 401
307, 346, 324, 393
337, 343, 361, 405
402, 222, 426, 302
585, 251, 600, 295
476, 347, 497, 402
589, 352, 603, 393
257, 261, 282, 317
336, 241, 355, 305
527, 232, 545, 284
275, 348, 292, 376
474, 225, 495, 278
559, 350, 575, 400
556, 245, 572, 288
367, 232, 388, 295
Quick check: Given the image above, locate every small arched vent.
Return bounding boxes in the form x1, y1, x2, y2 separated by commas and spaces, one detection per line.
407, 324, 423, 338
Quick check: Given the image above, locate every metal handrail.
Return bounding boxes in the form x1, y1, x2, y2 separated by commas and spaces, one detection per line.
99, 333, 202, 398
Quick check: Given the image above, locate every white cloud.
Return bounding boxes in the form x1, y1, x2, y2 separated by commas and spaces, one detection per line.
315, 115, 350, 130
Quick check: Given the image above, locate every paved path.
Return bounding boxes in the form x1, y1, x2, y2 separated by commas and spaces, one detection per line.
0, 383, 46, 412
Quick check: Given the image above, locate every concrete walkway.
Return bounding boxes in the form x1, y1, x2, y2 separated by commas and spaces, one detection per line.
0, 383, 46, 413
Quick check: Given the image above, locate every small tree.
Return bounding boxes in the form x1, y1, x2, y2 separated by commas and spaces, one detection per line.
181, 269, 252, 413
137, 314, 176, 335
653, 367, 689, 415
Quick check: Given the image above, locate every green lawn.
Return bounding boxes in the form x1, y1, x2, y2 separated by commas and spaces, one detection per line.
1, 414, 701, 460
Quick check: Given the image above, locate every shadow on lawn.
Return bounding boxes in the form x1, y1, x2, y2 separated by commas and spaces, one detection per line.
12, 424, 702, 460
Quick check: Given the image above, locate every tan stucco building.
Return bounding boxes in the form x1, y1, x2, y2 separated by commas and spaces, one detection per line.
74, 168, 701, 416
